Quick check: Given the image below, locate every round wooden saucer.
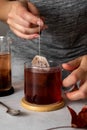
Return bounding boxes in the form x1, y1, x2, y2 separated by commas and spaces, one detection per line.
21, 97, 65, 112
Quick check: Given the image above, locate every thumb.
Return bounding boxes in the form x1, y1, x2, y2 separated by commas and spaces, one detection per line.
19, 0, 29, 9
19, 1, 44, 26
28, 2, 40, 16
19, 0, 39, 16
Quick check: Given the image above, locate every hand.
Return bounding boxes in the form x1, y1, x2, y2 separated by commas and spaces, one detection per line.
7, 1, 46, 39
62, 55, 87, 100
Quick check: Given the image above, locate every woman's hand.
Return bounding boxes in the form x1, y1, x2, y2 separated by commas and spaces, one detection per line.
62, 55, 87, 100
7, 1, 46, 39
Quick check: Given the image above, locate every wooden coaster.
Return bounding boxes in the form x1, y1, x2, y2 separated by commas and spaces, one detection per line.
0, 87, 14, 97
21, 97, 65, 112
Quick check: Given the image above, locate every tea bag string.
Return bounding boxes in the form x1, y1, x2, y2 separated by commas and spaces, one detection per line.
38, 19, 41, 56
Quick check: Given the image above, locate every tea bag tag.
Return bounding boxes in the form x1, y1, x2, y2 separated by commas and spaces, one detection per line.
32, 55, 49, 67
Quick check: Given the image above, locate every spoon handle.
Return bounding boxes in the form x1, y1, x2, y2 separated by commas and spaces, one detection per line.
0, 101, 9, 110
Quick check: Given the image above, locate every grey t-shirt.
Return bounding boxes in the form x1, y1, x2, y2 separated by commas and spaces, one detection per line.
7, 0, 87, 81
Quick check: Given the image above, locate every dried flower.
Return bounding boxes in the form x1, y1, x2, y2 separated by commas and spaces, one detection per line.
67, 105, 87, 128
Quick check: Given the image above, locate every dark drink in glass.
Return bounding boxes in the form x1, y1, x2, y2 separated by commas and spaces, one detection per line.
0, 36, 14, 96
24, 61, 62, 105
0, 53, 11, 91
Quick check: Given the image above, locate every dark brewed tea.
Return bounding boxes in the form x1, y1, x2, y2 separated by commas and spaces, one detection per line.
0, 53, 11, 91
24, 66, 62, 105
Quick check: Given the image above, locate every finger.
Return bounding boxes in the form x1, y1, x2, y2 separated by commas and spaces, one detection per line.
8, 13, 46, 33
10, 26, 39, 39
8, 20, 42, 34
7, 15, 30, 28
28, 3, 46, 24
66, 81, 87, 100
66, 90, 86, 100
62, 63, 75, 71
62, 58, 81, 71
63, 73, 77, 87
20, 8, 44, 26
80, 80, 87, 94
63, 67, 85, 87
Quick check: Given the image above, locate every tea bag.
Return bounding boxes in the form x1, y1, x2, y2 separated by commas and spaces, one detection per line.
32, 55, 50, 68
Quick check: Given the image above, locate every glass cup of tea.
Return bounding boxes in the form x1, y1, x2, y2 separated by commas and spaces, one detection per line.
21, 60, 64, 111
0, 36, 14, 96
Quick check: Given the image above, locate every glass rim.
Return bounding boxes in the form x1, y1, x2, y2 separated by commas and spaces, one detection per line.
24, 60, 61, 69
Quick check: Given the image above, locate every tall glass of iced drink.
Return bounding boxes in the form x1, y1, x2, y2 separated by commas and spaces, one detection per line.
0, 36, 14, 96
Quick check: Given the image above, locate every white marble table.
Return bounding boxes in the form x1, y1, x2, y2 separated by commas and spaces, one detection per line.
0, 81, 86, 130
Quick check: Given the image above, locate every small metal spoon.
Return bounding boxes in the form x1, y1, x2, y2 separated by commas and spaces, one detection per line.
0, 101, 21, 116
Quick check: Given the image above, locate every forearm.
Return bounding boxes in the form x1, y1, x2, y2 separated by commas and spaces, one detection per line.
0, 0, 16, 22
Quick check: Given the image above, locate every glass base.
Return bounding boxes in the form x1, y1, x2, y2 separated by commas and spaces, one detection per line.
0, 87, 14, 97
21, 97, 65, 112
